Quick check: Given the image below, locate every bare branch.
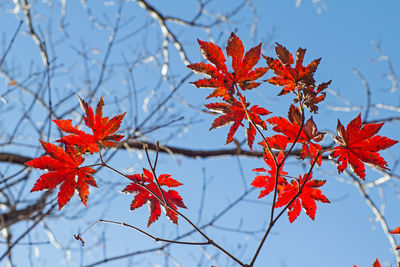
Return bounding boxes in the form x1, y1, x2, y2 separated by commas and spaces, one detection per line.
21, 0, 49, 66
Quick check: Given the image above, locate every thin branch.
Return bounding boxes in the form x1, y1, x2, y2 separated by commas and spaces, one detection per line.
353, 68, 371, 121
143, 144, 168, 206
249, 93, 307, 267
0, 20, 23, 68
350, 171, 400, 262
135, 0, 191, 73
0, 143, 334, 166
21, 0, 49, 66
79, 219, 210, 246
83, 187, 255, 267
249, 150, 321, 266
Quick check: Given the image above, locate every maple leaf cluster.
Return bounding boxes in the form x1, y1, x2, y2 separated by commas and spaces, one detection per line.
188, 31, 334, 222
187, 33, 332, 153
27, 96, 126, 210
27, 96, 186, 227
189, 33, 397, 224
264, 43, 332, 113
188, 33, 270, 151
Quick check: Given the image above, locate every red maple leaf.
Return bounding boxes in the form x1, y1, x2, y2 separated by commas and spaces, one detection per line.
262, 105, 325, 165
26, 140, 97, 210
205, 95, 270, 150
251, 151, 288, 198
330, 114, 398, 179
274, 172, 330, 223
122, 168, 186, 227
54, 96, 125, 154
391, 227, 400, 250
187, 32, 268, 99
264, 43, 324, 96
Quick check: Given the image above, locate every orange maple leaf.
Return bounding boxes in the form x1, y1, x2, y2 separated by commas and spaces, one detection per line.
188, 32, 268, 99
54, 96, 125, 154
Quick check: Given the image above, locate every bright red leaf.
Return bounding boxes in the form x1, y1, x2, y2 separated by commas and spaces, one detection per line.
330, 114, 398, 179
54, 96, 125, 154
26, 140, 97, 210
274, 172, 330, 222
251, 151, 288, 198
264, 43, 324, 96
205, 95, 270, 150
187, 32, 268, 99
122, 168, 186, 227
262, 105, 325, 165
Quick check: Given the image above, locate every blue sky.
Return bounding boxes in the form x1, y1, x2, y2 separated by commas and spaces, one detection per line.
1, 0, 399, 266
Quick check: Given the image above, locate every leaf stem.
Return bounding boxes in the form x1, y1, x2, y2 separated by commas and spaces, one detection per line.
249, 91, 306, 266
98, 147, 105, 165
143, 143, 168, 206
270, 102, 305, 220
249, 150, 320, 267
81, 163, 103, 168
235, 88, 277, 166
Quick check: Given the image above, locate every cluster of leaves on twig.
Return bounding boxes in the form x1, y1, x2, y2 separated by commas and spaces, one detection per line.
188, 32, 398, 223
26, 33, 399, 266
26, 97, 187, 226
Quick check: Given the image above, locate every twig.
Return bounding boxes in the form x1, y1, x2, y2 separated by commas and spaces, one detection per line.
77, 219, 210, 246
143, 143, 168, 206
83, 187, 255, 267
0, 20, 23, 68
353, 68, 371, 121
349, 171, 400, 262
135, 0, 191, 78
22, 0, 49, 66
249, 92, 307, 266
249, 151, 321, 266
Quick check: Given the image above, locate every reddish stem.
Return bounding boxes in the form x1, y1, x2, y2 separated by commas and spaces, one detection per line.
249, 90, 306, 266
